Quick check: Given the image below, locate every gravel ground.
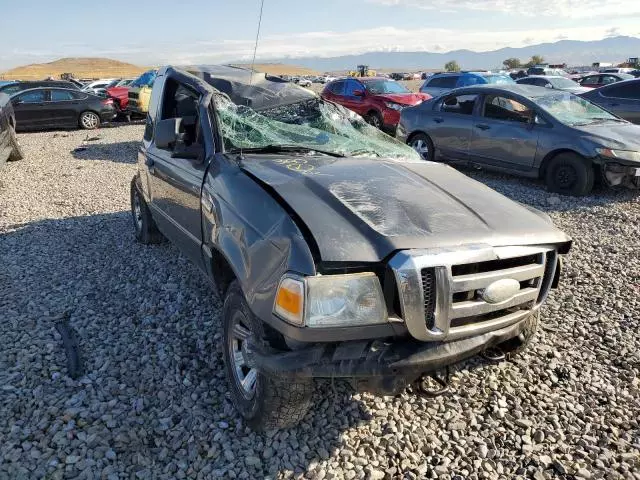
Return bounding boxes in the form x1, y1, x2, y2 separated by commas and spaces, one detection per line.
1, 125, 639, 480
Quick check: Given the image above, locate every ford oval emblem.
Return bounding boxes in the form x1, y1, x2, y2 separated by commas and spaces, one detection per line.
481, 278, 520, 304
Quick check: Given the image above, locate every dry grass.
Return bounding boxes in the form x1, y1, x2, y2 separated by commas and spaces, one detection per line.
0, 57, 148, 80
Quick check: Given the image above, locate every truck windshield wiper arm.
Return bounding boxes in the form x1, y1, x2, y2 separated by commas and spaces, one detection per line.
231, 145, 345, 158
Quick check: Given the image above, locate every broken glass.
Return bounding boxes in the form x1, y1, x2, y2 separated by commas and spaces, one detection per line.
213, 94, 421, 160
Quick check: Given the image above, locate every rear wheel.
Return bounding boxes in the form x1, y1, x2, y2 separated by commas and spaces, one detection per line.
222, 281, 313, 431
544, 153, 594, 196
79, 111, 100, 130
130, 179, 164, 244
8, 125, 24, 161
365, 111, 383, 130
409, 133, 435, 161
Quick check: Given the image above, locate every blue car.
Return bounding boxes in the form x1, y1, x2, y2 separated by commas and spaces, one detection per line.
420, 72, 514, 97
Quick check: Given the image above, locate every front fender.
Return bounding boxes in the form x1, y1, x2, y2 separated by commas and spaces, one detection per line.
201, 160, 316, 323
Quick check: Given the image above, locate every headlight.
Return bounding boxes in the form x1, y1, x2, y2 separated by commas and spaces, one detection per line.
273, 273, 388, 327
385, 102, 404, 111
596, 148, 640, 163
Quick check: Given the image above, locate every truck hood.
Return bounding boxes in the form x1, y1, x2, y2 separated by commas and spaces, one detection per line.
377, 92, 431, 105
240, 156, 570, 262
573, 122, 640, 150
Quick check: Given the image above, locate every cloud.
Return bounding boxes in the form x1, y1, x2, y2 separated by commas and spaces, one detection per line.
605, 27, 620, 37
1, 25, 638, 71
369, 0, 640, 18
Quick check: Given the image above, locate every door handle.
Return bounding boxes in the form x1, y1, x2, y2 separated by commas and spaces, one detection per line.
433, 117, 444, 123
475, 124, 490, 130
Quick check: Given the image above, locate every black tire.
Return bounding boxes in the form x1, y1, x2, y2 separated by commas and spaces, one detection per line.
130, 179, 164, 244
8, 125, 24, 161
365, 111, 384, 130
499, 311, 540, 359
544, 153, 594, 196
79, 111, 101, 130
408, 132, 435, 161
222, 281, 313, 431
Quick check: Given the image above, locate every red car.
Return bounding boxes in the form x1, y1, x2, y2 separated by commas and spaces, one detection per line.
321, 77, 431, 132
105, 85, 129, 113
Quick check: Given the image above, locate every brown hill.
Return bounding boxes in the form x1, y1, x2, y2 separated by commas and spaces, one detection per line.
0, 57, 148, 80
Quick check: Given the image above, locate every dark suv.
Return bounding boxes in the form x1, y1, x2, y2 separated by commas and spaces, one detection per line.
131, 65, 571, 430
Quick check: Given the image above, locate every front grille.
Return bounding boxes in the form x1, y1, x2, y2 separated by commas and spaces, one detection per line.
421, 268, 436, 329
390, 246, 558, 341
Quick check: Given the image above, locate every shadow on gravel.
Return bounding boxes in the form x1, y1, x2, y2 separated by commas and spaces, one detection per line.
71, 140, 140, 164
455, 164, 639, 213
0, 212, 369, 478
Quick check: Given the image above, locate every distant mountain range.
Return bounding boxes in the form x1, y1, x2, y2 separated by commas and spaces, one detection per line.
265, 36, 640, 72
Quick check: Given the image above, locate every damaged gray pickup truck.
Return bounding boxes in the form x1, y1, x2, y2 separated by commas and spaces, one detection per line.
130, 65, 572, 430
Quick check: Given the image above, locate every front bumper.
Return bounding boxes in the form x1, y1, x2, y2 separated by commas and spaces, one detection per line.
248, 316, 528, 379
602, 162, 640, 188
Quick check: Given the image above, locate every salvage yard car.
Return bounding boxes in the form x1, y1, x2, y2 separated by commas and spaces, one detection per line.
398, 84, 640, 195
131, 65, 571, 430
321, 77, 430, 133
10, 87, 116, 130
0, 92, 24, 166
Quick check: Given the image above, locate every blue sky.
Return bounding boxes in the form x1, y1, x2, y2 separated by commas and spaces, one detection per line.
1, 0, 639, 70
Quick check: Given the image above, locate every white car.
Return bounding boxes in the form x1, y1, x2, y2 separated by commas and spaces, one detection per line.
81, 79, 119, 94
298, 78, 312, 87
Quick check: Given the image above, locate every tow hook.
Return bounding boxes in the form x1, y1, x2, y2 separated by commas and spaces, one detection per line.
416, 366, 450, 397
481, 346, 506, 361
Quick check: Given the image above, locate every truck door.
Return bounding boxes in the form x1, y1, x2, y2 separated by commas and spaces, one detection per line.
145, 76, 210, 268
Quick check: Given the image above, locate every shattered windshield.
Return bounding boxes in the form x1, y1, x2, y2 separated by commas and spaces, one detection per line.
535, 92, 619, 126
214, 94, 421, 160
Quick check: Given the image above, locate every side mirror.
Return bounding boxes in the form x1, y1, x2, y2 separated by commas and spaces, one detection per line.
353, 89, 365, 97
544, 83, 553, 88
12, 99, 22, 106
155, 118, 178, 149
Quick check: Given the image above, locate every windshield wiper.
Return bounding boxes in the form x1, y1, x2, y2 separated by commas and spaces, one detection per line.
231, 145, 345, 157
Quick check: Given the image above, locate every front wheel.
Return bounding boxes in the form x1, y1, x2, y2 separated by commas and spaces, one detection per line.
79, 111, 100, 130
365, 111, 383, 130
409, 133, 434, 161
222, 281, 313, 431
544, 153, 594, 196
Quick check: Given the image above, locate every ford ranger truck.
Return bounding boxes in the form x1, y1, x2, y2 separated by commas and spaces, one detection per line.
130, 65, 572, 431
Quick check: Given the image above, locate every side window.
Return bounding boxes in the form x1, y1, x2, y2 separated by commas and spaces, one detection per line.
518, 78, 534, 85
144, 76, 163, 142
602, 83, 640, 100
344, 80, 362, 97
581, 76, 598, 84
483, 95, 532, 123
459, 76, 480, 87
430, 76, 458, 88
17, 90, 46, 103
601, 75, 617, 85
157, 79, 202, 152
440, 94, 477, 115
51, 90, 75, 101
329, 81, 345, 95
2, 85, 22, 95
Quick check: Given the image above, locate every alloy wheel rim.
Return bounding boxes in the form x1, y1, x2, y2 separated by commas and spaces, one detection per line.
133, 193, 143, 231
411, 139, 430, 159
229, 312, 257, 399
369, 115, 381, 128
82, 113, 99, 129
